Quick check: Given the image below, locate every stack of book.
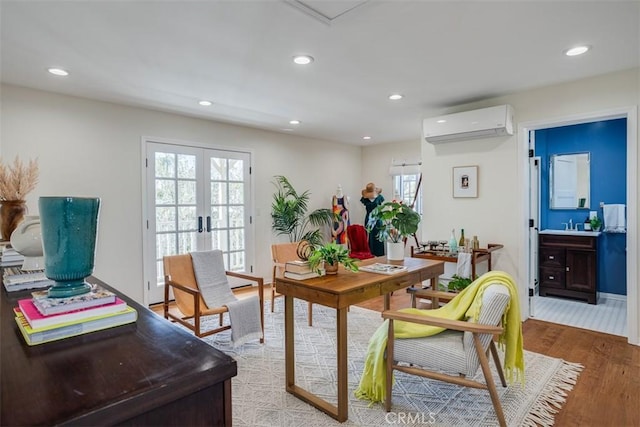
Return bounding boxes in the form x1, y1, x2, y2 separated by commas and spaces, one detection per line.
13, 283, 137, 345
1, 246, 24, 267
2, 267, 54, 292
283, 260, 326, 280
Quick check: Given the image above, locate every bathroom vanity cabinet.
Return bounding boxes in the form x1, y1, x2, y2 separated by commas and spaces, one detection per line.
539, 233, 598, 304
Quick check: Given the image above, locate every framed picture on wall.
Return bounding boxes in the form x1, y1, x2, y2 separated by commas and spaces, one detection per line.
452, 166, 478, 198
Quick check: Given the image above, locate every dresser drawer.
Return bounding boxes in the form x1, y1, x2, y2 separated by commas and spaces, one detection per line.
539, 267, 565, 289
539, 234, 596, 249
539, 248, 565, 268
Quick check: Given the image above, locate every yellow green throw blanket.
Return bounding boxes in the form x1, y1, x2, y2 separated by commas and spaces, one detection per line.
354, 270, 524, 404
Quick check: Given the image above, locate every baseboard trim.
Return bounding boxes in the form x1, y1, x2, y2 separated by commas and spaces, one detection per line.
597, 292, 627, 302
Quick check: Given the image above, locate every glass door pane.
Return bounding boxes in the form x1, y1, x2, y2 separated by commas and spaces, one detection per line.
206, 151, 251, 272
145, 143, 204, 303
144, 141, 252, 304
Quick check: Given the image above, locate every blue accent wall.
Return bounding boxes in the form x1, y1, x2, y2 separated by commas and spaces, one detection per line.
537, 118, 627, 295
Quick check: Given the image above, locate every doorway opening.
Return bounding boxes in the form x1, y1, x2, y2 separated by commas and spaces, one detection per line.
518, 106, 638, 345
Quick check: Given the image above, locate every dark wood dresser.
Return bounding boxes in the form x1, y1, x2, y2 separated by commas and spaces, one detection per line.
1, 275, 237, 426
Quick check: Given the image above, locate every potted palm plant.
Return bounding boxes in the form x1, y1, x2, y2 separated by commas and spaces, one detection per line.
270, 175, 336, 247
366, 200, 421, 261
307, 242, 359, 275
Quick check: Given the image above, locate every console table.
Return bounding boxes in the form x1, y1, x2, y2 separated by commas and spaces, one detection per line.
409, 243, 504, 307
1, 275, 237, 426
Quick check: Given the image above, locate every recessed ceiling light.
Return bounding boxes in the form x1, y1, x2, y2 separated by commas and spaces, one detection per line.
198, 100, 212, 106
564, 45, 591, 56
293, 55, 314, 65
289, 120, 301, 125
388, 94, 403, 100
362, 136, 372, 140
436, 119, 447, 124
47, 68, 69, 76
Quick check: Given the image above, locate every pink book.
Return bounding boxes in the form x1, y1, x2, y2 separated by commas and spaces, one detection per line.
17, 297, 128, 330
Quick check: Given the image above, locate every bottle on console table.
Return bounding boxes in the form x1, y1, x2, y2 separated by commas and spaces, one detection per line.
449, 229, 458, 254
458, 228, 465, 248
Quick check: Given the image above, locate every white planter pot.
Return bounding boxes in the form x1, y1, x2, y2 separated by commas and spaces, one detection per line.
386, 241, 405, 261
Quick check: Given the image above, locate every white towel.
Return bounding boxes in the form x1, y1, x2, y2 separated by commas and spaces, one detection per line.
226, 296, 263, 347
603, 204, 626, 233
190, 250, 237, 307
456, 252, 472, 279
191, 250, 262, 346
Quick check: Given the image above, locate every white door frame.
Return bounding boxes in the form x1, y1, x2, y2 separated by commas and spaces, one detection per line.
517, 106, 638, 345
140, 136, 255, 306
528, 152, 541, 318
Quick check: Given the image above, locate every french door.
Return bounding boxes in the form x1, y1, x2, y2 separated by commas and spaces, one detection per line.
143, 140, 253, 304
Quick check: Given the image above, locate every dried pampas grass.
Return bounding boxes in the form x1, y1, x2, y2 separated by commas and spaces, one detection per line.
0, 157, 39, 201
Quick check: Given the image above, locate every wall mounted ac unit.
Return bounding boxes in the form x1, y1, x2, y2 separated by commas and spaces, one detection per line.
423, 104, 514, 144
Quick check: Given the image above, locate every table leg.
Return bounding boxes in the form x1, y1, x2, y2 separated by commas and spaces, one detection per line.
336, 307, 348, 422
283, 298, 348, 422
258, 281, 265, 343
431, 276, 440, 308
285, 295, 295, 390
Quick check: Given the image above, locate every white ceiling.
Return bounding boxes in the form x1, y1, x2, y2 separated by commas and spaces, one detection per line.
1, 1, 638, 145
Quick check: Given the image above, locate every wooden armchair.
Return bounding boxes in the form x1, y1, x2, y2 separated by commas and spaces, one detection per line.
163, 253, 264, 342
383, 284, 511, 427
271, 242, 314, 326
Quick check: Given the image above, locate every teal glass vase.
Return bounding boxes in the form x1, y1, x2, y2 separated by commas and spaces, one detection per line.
39, 197, 101, 298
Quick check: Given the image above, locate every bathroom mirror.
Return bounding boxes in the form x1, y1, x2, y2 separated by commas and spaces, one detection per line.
550, 152, 590, 209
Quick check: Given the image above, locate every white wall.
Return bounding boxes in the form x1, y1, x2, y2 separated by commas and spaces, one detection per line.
0, 84, 362, 302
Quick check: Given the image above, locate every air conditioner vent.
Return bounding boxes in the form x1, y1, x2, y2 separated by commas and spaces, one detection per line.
423, 105, 514, 144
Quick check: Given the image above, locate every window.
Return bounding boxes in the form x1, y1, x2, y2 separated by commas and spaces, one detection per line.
389, 162, 422, 213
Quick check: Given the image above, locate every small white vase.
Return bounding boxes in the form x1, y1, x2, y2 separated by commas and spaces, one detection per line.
10, 215, 44, 270
386, 241, 405, 261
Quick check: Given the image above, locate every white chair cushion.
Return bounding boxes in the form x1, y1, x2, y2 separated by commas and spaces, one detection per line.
392, 283, 511, 377
394, 330, 466, 374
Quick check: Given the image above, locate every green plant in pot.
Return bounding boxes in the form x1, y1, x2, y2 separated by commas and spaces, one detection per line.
440, 274, 474, 292
271, 175, 336, 247
366, 200, 421, 260
590, 216, 602, 232
307, 242, 359, 275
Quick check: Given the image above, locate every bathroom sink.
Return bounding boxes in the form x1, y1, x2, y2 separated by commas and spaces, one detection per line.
539, 229, 602, 237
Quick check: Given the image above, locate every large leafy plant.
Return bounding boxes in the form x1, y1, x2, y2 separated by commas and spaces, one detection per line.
366, 200, 421, 243
271, 175, 335, 246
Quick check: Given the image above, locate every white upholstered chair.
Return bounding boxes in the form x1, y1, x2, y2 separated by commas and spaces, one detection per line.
383, 284, 511, 427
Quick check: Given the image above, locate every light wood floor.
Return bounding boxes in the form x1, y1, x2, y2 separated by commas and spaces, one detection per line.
153, 285, 640, 427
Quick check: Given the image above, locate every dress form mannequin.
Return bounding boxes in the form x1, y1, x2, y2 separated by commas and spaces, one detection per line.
332, 185, 350, 244
360, 182, 385, 256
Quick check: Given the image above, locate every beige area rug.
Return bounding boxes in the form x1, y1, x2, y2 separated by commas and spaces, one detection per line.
193, 299, 583, 426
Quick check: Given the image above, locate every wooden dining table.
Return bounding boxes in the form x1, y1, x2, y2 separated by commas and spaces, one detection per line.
275, 256, 444, 422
